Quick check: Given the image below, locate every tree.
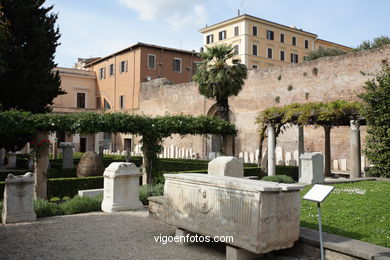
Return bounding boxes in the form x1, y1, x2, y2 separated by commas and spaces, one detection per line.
359, 65, 390, 177
193, 44, 247, 122
0, 0, 65, 114
0, 0, 65, 151
355, 36, 390, 51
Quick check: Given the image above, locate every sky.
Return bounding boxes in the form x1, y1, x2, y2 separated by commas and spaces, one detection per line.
45, 0, 390, 68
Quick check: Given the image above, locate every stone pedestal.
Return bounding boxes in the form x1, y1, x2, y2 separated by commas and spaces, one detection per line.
2, 172, 36, 224
101, 162, 143, 212
0, 148, 6, 165
208, 156, 244, 177
6, 152, 16, 168
60, 142, 75, 169
299, 153, 324, 184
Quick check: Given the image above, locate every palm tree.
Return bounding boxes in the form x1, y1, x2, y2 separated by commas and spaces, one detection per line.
193, 44, 248, 122
193, 44, 247, 154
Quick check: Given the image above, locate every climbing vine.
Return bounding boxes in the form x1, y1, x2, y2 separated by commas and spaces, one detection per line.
255, 100, 363, 167
0, 111, 237, 183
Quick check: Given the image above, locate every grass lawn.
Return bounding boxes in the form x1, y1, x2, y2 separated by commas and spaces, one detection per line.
300, 180, 390, 248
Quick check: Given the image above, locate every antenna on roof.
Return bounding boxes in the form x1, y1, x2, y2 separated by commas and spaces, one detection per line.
237, 9, 240, 16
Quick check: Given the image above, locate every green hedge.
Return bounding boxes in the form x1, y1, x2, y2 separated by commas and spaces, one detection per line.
47, 176, 103, 199
276, 165, 299, 181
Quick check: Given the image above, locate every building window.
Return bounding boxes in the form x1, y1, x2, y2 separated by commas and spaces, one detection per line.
292, 36, 297, 46
173, 58, 182, 73
96, 97, 101, 109
120, 61, 127, 73
148, 54, 156, 69
109, 64, 114, 77
206, 34, 214, 44
77, 93, 85, 108
305, 40, 309, 49
218, 30, 226, 40
280, 33, 285, 43
280, 51, 285, 61
234, 45, 239, 54
291, 53, 298, 63
252, 26, 257, 36
252, 64, 258, 69
104, 99, 111, 110
267, 48, 273, 59
234, 26, 239, 36
252, 45, 258, 56
119, 95, 124, 109
266, 30, 274, 40
99, 67, 105, 80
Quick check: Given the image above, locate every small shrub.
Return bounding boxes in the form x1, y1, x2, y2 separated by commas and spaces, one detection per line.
34, 199, 63, 218
287, 85, 293, 91
60, 195, 102, 215
139, 184, 164, 205
305, 92, 310, 100
261, 175, 295, 183
275, 96, 280, 103
277, 75, 282, 81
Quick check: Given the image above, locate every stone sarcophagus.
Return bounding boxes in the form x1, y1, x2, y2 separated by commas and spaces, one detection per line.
162, 174, 303, 254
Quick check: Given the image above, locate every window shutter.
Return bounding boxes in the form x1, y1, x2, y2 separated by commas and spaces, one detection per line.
126, 61, 128, 72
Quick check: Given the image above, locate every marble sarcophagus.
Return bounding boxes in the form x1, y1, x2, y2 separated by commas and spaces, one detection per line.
162, 173, 303, 254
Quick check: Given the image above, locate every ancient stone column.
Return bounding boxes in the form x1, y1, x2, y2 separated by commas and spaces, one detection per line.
267, 124, 276, 176
60, 142, 75, 169
2, 172, 36, 224
126, 146, 131, 162
101, 162, 143, 212
34, 131, 49, 200
350, 120, 361, 179
298, 126, 304, 179
6, 152, 16, 168
323, 126, 332, 177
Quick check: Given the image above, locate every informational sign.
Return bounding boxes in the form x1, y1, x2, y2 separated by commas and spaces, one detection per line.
303, 184, 335, 260
303, 184, 335, 203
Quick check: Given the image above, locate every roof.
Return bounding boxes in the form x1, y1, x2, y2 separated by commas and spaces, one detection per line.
86, 42, 199, 66
199, 14, 317, 37
316, 38, 352, 50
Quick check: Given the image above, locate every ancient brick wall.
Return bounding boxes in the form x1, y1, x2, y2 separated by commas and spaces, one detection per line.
136, 45, 390, 166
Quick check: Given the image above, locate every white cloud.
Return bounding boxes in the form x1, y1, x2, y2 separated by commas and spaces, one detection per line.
118, 0, 208, 30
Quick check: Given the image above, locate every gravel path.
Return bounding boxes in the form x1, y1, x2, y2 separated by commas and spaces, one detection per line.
0, 209, 225, 260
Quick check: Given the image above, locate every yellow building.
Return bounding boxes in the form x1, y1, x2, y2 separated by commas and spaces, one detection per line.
199, 14, 352, 69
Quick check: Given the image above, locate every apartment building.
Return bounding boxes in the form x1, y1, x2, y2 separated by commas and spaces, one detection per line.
199, 14, 352, 69
86, 42, 200, 112
49, 42, 201, 152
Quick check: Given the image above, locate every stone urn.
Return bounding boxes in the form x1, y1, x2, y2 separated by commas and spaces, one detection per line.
77, 151, 105, 177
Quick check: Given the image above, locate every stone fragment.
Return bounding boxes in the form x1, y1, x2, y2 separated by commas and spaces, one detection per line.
101, 162, 143, 212
2, 172, 36, 224
299, 153, 324, 184
77, 151, 105, 177
208, 156, 244, 178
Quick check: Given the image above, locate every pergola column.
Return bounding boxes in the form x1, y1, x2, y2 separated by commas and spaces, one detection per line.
324, 126, 332, 177
350, 120, 361, 178
298, 126, 304, 178
267, 124, 275, 176
34, 131, 49, 200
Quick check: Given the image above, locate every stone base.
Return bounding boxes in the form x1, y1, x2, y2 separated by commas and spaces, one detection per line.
78, 188, 104, 198
2, 212, 36, 224
148, 196, 165, 218
226, 245, 263, 260
101, 200, 143, 213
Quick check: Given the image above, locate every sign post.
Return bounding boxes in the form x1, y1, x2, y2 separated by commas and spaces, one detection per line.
303, 184, 335, 260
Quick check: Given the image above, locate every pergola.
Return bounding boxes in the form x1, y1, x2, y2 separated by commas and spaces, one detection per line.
256, 101, 364, 179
